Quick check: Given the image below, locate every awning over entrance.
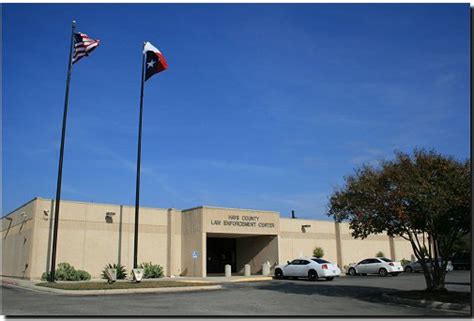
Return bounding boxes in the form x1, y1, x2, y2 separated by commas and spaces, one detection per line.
181, 206, 280, 277
206, 233, 278, 275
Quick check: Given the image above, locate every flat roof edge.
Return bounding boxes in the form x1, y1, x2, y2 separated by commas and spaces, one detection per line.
280, 217, 337, 223
2, 197, 40, 218
31, 197, 170, 212
182, 205, 279, 214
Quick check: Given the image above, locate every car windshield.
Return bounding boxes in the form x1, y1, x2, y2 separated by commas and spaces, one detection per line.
311, 258, 330, 264
379, 258, 393, 262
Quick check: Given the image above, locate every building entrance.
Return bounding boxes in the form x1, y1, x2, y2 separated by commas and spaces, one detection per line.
205, 233, 279, 276
206, 237, 236, 274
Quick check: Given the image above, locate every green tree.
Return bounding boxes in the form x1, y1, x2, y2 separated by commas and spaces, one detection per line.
452, 234, 470, 253
328, 149, 470, 292
313, 247, 324, 258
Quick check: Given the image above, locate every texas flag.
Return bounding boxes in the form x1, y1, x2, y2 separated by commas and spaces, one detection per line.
144, 42, 168, 81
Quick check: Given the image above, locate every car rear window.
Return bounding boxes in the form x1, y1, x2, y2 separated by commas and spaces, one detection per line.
379, 258, 393, 262
311, 258, 330, 264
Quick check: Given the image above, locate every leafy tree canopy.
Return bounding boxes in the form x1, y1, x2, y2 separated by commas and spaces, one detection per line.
328, 149, 470, 291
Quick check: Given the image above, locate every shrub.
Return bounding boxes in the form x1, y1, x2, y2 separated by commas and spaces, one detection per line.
138, 262, 164, 279
375, 251, 385, 258
313, 247, 324, 258
56, 262, 76, 280
400, 258, 411, 266
75, 269, 91, 281
41, 272, 50, 281
102, 263, 127, 280
343, 263, 356, 271
41, 262, 91, 281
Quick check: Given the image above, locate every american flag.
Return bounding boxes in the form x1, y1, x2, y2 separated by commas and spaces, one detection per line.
72, 32, 100, 64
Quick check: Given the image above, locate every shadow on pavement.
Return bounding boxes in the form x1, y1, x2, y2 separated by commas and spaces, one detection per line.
253, 281, 400, 306
445, 281, 470, 286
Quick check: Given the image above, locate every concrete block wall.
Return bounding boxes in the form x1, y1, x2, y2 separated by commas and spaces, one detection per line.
4, 198, 171, 280
278, 218, 415, 269
279, 218, 339, 265
236, 235, 278, 274
1, 199, 37, 279
2, 198, 416, 279
181, 207, 205, 277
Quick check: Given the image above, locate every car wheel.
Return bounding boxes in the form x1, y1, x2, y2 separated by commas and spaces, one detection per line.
391, 273, 399, 277
404, 266, 413, 273
348, 268, 357, 276
274, 269, 284, 280
308, 270, 318, 281
325, 277, 334, 281
379, 268, 388, 277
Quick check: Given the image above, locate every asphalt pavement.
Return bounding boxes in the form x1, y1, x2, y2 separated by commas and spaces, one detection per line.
1, 271, 470, 316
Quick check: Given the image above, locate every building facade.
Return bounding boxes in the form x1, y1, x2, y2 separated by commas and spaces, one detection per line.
2, 197, 415, 280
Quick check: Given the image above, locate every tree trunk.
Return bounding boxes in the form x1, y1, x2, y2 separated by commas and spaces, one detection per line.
428, 272, 447, 292
419, 260, 434, 290
409, 237, 447, 292
428, 238, 448, 292
429, 258, 448, 292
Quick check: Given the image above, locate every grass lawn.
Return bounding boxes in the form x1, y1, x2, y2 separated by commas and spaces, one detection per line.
393, 290, 470, 304
36, 280, 214, 290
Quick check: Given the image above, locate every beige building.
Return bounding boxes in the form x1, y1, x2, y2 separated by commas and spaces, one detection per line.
2, 197, 415, 280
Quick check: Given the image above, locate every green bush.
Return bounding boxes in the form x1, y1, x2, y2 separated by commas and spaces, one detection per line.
102, 263, 127, 280
400, 258, 411, 266
375, 251, 385, 258
74, 269, 91, 281
138, 262, 164, 279
41, 262, 91, 281
343, 263, 356, 271
56, 262, 75, 280
313, 247, 324, 258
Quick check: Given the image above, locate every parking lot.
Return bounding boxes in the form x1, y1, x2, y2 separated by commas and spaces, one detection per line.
2, 271, 470, 316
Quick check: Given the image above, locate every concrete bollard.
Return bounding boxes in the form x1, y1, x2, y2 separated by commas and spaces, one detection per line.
244, 264, 251, 276
262, 262, 270, 276
225, 264, 232, 277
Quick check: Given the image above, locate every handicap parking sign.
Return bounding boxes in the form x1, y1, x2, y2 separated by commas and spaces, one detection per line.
192, 250, 198, 259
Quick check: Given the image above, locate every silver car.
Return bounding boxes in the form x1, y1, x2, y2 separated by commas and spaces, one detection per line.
404, 259, 454, 273
346, 257, 403, 277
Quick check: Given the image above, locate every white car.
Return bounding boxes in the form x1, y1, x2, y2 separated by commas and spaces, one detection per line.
346, 257, 403, 277
274, 257, 341, 281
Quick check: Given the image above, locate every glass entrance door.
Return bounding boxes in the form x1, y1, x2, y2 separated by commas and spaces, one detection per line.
207, 237, 236, 274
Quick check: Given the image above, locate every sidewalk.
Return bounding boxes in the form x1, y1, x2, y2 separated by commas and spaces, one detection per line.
160, 275, 273, 283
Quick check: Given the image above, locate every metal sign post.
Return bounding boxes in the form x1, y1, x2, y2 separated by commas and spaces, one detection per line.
192, 250, 198, 277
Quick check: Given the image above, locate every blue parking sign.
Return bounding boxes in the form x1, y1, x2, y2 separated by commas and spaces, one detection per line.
192, 250, 198, 259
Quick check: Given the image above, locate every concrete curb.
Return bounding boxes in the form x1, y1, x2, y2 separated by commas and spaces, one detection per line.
0, 274, 271, 296
1, 279, 19, 286
226, 277, 273, 283
2, 282, 222, 296
382, 293, 470, 313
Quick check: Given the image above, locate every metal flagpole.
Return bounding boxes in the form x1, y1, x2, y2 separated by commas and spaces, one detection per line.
49, 20, 76, 282
133, 43, 146, 269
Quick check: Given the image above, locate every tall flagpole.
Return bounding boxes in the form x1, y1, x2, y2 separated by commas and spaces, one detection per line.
49, 20, 76, 282
133, 43, 146, 269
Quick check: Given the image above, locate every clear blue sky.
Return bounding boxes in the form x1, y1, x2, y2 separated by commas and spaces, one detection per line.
2, 4, 470, 219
